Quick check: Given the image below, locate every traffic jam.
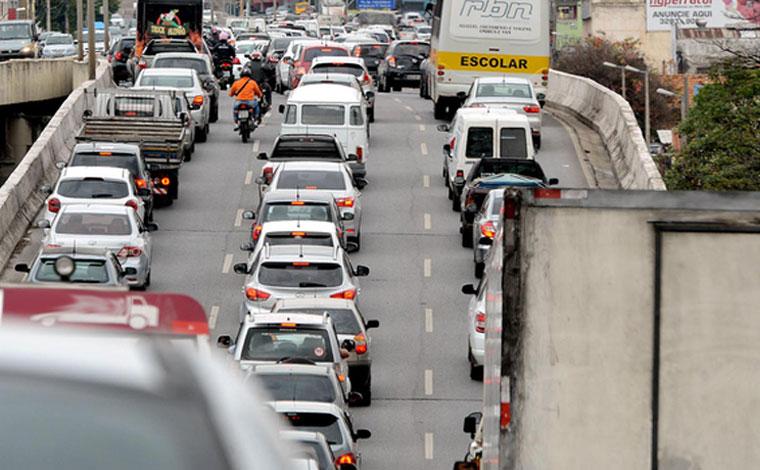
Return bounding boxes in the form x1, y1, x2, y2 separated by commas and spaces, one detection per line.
1, 1, 557, 469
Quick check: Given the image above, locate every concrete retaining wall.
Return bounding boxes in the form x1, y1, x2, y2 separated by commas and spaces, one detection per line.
546, 69, 666, 190
0, 62, 112, 269
0, 58, 75, 106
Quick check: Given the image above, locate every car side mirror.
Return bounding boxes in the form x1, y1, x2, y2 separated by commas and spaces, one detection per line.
143, 222, 159, 232
241, 241, 255, 251
233, 263, 249, 274
437, 123, 450, 132
346, 241, 359, 253
242, 210, 256, 220
36, 219, 51, 229
14, 263, 30, 273
179, 112, 189, 124
461, 283, 477, 295
478, 237, 493, 246
442, 143, 451, 154
347, 153, 358, 162
463, 411, 482, 437
354, 177, 367, 189
354, 265, 370, 277
548, 178, 559, 186
278, 104, 285, 113
364, 90, 374, 99
255, 176, 267, 185
365, 319, 380, 329
217, 335, 233, 348
137, 187, 151, 197
39, 184, 53, 195
456, 91, 467, 101
341, 212, 354, 221
55, 161, 66, 170
257, 152, 268, 160
123, 267, 138, 276
354, 429, 371, 440
341, 338, 356, 351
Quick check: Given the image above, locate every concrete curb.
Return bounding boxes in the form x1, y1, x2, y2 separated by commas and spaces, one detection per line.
0, 61, 112, 271
546, 70, 666, 191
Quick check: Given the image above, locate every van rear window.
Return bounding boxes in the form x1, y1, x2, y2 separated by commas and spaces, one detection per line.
301, 105, 345, 125
466, 127, 494, 158
500, 128, 528, 159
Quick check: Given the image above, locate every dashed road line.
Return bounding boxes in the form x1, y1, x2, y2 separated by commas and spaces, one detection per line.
208, 305, 220, 329
415, 115, 422, 121
252, 139, 260, 153
244, 170, 253, 185
424, 258, 431, 277
424, 369, 433, 395
222, 254, 234, 274
420, 142, 428, 156
424, 433, 434, 459
425, 308, 433, 333
393, 97, 402, 103
419, 124, 426, 131
234, 209, 244, 227
424, 213, 431, 230
423, 175, 430, 188
405, 105, 414, 112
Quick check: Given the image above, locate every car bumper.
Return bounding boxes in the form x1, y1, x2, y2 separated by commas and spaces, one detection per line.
470, 332, 485, 366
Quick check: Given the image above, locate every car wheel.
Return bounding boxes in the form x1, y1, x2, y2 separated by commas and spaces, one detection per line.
196, 126, 207, 143
533, 134, 542, 150
468, 346, 483, 381
452, 192, 461, 212
461, 225, 472, 247
447, 182, 454, 200
360, 373, 372, 406
368, 108, 375, 123
184, 147, 192, 162
475, 262, 484, 279
351, 231, 361, 251
210, 104, 219, 123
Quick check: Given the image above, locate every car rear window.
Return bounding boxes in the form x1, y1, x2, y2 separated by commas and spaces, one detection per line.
301, 105, 345, 126
139, 75, 194, 88
353, 44, 387, 58
303, 47, 348, 61
258, 262, 343, 288
311, 63, 363, 77
255, 374, 336, 403
490, 195, 504, 216
56, 213, 132, 236
394, 43, 429, 57
281, 413, 344, 446
70, 152, 139, 177
277, 170, 346, 191
243, 327, 333, 362
145, 42, 196, 54
153, 58, 207, 75
477, 83, 532, 99
272, 37, 295, 51
500, 128, 528, 159
34, 259, 110, 283
113, 97, 157, 117
264, 232, 334, 247
466, 127, 494, 159
262, 203, 331, 223
57, 179, 129, 199
279, 308, 360, 335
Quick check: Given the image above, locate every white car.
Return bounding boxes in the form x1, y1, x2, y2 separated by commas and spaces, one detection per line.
133, 67, 211, 142
41, 33, 76, 57
39, 204, 157, 289
244, 219, 344, 254
462, 279, 487, 380
43, 167, 147, 222
414, 24, 432, 41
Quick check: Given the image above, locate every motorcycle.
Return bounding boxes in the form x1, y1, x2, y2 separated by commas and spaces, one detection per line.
217, 61, 234, 90
237, 103, 255, 143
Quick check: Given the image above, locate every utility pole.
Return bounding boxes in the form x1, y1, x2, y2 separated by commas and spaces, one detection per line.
87, 0, 95, 79
103, 0, 109, 53
210, 0, 215, 23
76, 0, 83, 60
46, 0, 51, 30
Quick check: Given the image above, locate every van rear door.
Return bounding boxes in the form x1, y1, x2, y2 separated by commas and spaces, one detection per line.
301, 103, 350, 152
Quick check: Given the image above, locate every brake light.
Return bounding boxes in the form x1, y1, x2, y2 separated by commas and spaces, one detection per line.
336, 453, 357, 465
263, 166, 274, 184
455, 170, 464, 178
117, 246, 143, 258
114, 51, 123, 61
233, 56, 240, 64
292, 261, 310, 266
355, 146, 363, 162
125, 199, 139, 211
541, 68, 549, 81
481, 221, 496, 239
193, 95, 204, 107
475, 312, 486, 333
449, 136, 457, 151
160, 176, 171, 186
362, 72, 371, 85
47, 198, 61, 213
281, 322, 297, 327
291, 231, 306, 237
252, 224, 263, 241
354, 333, 367, 354
291, 200, 305, 205
336, 197, 354, 208
138, 61, 147, 69
523, 105, 541, 114
331, 289, 356, 300
245, 287, 271, 300
387, 55, 396, 67
134, 178, 147, 189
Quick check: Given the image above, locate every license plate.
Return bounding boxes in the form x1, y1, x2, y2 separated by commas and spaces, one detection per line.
406, 74, 420, 80
238, 110, 249, 118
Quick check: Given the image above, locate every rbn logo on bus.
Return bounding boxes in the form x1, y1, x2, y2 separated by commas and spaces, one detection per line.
459, 0, 533, 20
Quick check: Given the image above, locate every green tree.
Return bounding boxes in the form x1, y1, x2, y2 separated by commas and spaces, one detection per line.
665, 64, 760, 190
36, 0, 120, 33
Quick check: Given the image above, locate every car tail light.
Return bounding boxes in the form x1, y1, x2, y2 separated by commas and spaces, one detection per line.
355, 146, 363, 162
481, 221, 496, 239
449, 136, 456, 151
125, 199, 139, 211
233, 56, 241, 64
455, 170, 464, 178
252, 224, 263, 241
541, 68, 549, 81
523, 105, 541, 114
387, 55, 396, 67
362, 72, 371, 85
193, 95, 204, 107
336, 453, 357, 466
336, 197, 354, 208
331, 289, 357, 300
117, 246, 143, 258
475, 311, 486, 333
354, 333, 367, 354
138, 61, 147, 69
114, 51, 123, 61
245, 287, 271, 300
263, 166, 274, 184
47, 198, 61, 213
134, 177, 147, 189
159, 176, 171, 186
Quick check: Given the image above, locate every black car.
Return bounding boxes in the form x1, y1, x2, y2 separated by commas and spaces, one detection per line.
377, 40, 429, 92
348, 42, 388, 80
108, 36, 135, 84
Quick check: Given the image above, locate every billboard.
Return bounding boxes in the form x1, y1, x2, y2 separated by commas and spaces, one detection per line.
356, 0, 395, 9
647, 0, 760, 31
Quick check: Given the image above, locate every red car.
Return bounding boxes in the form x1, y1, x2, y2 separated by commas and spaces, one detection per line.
289, 43, 349, 89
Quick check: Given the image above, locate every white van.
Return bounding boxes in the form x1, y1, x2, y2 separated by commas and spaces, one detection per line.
279, 83, 370, 177
439, 108, 534, 201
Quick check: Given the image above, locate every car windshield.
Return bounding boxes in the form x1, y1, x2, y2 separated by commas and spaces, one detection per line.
354, 44, 387, 58
311, 64, 363, 77
153, 58, 207, 75
477, 83, 533, 99
394, 43, 429, 57
262, 203, 332, 223
57, 179, 129, 199
70, 152, 139, 176
46, 35, 73, 45
303, 47, 348, 62
242, 327, 333, 361
279, 308, 360, 335
277, 170, 346, 191
0, 379, 226, 470
139, 75, 194, 88
0, 24, 31, 40
256, 374, 336, 403
282, 413, 344, 446
145, 42, 195, 54
34, 259, 111, 283
258, 262, 343, 288
264, 233, 334, 247
500, 128, 528, 158
301, 105, 345, 125
56, 213, 133, 236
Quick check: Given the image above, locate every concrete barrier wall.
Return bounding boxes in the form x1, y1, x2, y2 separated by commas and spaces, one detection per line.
0, 62, 112, 269
0, 58, 75, 106
546, 69, 666, 190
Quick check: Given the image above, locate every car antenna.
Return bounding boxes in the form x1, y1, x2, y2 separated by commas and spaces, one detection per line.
299, 243, 304, 258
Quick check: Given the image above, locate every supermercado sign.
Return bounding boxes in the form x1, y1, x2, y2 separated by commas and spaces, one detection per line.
449, 0, 543, 41
436, 51, 549, 73
646, 0, 760, 31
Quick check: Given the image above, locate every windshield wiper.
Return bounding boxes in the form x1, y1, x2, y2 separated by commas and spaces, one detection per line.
298, 282, 327, 288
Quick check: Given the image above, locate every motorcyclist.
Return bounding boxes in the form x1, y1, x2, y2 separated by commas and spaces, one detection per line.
229, 68, 263, 130
212, 32, 235, 69
245, 51, 271, 110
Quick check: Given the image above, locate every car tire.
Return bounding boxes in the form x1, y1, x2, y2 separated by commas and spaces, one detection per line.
184, 147, 192, 162
447, 183, 454, 200
461, 225, 473, 247
533, 134, 541, 150
144, 272, 151, 288
196, 126, 207, 143
452, 192, 461, 212
368, 108, 375, 123
468, 346, 483, 381
210, 103, 219, 123
434, 99, 447, 120
475, 262, 484, 279
351, 231, 361, 251
359, 371, 372, 406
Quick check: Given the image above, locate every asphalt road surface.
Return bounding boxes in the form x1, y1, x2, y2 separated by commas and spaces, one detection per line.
3, 87, 588, 468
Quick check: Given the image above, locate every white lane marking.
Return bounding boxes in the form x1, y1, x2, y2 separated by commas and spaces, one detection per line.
405, 105, 414, 112
208, 305, 219, 329
245, 170, 253, 185
420, 142, 428, 156
425, 308, 433, 333
393, 97, 402, 103
424, 369, 433, 395
234, 209, 243, 227
415, 115, 422, 121
222, 254, 234, 274
252, 139, 260, 153
424, 433, 434, 460
419, 124, 426, 131
424, 213, 431, 230
423, 175, 430, 188
424, 258, 431, 277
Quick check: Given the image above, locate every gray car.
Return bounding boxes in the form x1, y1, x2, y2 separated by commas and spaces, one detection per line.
279, 430, 341, 470
472, 189, 503, 278
14, 246, 131, 287
247, 363, 356, 410
152, 52, 220, 122
41, 33, 76, 57
38, 204, 157, 289
0, 20, 40, 60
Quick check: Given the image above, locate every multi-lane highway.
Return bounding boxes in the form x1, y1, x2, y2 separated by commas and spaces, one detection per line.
2, 88, 588, 468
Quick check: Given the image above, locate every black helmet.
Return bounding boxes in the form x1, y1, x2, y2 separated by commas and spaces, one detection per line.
240, 68, 252, 78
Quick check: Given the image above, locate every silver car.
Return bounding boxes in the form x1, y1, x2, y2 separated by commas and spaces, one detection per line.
472, 189, 503, 278
14, 246, 130, 288
233, 244, 369, 317
243, 220, 346, 256
461, 76, 544, 149
38, 204, 157, 289
267, 161, 364, 247
271, 298, 379, 406
462, 279, 487, 381
247, 363, 356, 411
279, 430, 339, 470
41, 33, 76, 57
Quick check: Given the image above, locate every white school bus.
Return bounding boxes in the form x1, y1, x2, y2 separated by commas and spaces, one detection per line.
429, 0, 550, 119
